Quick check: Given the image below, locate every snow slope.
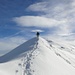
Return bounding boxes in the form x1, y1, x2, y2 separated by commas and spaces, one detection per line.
0, 37, 75, 75
47, 39, 75, 68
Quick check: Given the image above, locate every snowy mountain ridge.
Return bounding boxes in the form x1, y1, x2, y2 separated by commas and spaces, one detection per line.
0, 37, 75, 75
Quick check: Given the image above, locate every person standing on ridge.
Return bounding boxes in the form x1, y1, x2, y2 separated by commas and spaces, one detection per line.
36, 32, 40, 38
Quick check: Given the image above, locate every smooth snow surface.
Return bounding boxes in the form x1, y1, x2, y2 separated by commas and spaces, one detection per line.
0, 37, 75, 75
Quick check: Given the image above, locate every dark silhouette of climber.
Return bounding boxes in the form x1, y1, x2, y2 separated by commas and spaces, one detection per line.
36, 32, 40, 38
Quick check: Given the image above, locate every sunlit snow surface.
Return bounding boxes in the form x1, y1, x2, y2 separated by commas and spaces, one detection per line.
0, 37, 75, 75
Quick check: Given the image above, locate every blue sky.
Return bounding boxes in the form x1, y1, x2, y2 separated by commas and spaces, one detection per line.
0, 0, 75, 55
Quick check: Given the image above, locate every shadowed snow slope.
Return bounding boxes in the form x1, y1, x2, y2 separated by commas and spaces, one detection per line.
0, 37, 38, 63
0, 37, 75, 75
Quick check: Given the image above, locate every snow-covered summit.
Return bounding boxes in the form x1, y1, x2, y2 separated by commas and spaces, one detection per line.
0, 37, 50, 63
0, 37, 75, 75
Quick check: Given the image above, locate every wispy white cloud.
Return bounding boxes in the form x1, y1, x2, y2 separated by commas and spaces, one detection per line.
27, 2, 48, 12
27, 0, 74, 19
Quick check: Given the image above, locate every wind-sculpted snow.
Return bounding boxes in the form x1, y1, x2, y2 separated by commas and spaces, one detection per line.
0, 37, 75, 75
47, 39, 75, 68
